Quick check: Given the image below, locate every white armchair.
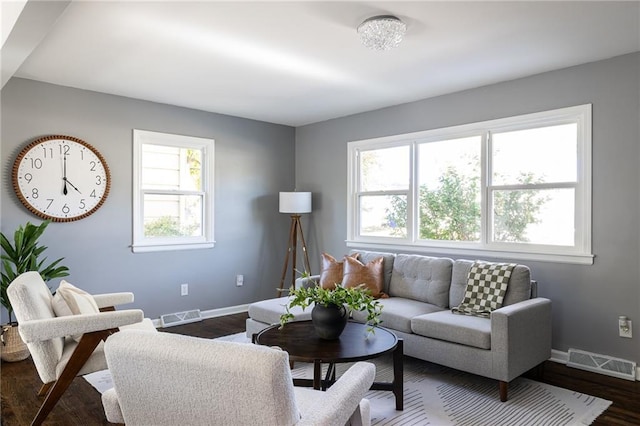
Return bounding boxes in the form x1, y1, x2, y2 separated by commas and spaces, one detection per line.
103, 329, 376, 426
7, 271, 154, 426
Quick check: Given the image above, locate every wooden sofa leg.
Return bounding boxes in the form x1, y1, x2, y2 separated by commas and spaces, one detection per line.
499, 381, 508, 402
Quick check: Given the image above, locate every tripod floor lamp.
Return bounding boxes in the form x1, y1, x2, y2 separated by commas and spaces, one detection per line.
277, 192, 312, 296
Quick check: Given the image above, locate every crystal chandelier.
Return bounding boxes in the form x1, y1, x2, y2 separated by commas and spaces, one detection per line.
357, 15, 407, 51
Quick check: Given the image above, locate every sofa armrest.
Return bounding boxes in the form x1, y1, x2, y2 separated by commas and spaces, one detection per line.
92, 292, 134, 309
295, 275, 321, 289
490, 298, 552, 381
18, 309, 144, 343
102, 388, 124, 424
296, 362, 375, 426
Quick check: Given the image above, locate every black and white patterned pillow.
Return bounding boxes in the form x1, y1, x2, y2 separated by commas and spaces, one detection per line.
452, 261, 516, 318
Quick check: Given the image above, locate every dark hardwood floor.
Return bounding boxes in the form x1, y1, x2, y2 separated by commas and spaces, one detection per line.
2, 312, 638, 425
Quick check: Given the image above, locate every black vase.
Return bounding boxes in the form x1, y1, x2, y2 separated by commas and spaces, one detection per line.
312, 303, 348, 340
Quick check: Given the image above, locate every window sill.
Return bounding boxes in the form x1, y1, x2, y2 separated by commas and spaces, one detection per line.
346, 240, 594, 265
131, 241, 215, 253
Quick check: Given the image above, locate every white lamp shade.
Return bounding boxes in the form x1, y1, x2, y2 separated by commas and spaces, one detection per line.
279, 192, 312, 214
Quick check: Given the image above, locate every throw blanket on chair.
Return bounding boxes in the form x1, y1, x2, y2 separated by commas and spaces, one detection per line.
452, 261, 516, 318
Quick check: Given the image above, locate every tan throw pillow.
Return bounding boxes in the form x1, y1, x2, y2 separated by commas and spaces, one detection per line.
55, 280, 99, 315
342, 256, 387, 299
319, 253, 359, 289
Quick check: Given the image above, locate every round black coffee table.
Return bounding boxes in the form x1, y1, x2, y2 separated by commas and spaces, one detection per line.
254, 321, 403, 410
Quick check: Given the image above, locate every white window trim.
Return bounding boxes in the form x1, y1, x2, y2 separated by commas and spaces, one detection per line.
347, 104, 593, 265
132, 129, 215, 253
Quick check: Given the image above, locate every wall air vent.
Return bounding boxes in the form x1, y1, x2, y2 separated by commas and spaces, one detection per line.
160, 309, 202, 328
567, 348, 636, 381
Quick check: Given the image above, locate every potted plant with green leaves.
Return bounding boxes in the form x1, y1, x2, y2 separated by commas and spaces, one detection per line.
279, 272, 383, 340
1, 220, 69, 361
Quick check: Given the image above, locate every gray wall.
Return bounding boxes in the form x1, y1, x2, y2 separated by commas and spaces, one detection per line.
1, 78, 295, 321
295, 52, 640, 363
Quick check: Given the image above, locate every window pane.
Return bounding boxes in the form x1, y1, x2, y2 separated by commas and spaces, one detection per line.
143, 194, 203, 237
360, 195, 407, 238
492, 124, 577, 185
360, 146, 409, 191
492, 188, 574, 246
142, 144, 202, 191
416, 136, 481, 242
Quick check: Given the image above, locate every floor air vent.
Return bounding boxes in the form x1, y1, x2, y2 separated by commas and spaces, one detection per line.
567, 348, 636, 381
160, 309, 202, 328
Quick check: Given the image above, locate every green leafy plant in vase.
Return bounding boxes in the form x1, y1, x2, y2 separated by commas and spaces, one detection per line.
279, 272, 383, 339
1, 220, 69, 361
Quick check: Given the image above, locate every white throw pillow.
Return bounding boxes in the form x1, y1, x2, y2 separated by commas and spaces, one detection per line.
52, 280, 100, 341
52, 288, 74, 317
55, 280, 99, 315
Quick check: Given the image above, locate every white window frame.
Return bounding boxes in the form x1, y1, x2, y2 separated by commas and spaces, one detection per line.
132, 129, 215, 253
347, 104, 593, 265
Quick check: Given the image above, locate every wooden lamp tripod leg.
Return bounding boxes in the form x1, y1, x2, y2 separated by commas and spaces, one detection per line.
277, 214, 311, 297
277, 215, 298, 297
295, 216, 311, 275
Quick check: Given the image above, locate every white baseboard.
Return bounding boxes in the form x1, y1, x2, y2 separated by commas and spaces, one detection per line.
550, 348, 639, 380
151, 304, 249, 328
550, 349, 569, 364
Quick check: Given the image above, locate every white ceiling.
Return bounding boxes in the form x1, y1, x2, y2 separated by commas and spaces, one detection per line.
2, 1, 639, 126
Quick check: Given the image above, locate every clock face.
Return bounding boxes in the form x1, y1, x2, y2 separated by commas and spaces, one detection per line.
12, 135, 111, 222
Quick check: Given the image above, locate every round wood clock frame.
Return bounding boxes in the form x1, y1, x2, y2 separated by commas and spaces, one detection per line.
12, 135, 111, 222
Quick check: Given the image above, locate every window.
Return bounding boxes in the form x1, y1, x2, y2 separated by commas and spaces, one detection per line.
347, 104, 592, 264
132, 130, 214, 252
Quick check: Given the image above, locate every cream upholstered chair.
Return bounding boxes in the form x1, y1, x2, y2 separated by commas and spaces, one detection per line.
7, 271, 155, 426
102, 330, 376, 426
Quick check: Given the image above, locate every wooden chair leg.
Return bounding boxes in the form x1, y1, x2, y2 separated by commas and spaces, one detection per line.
37, 382, 53, 397
499, 381, 508, 402
31, 329, 116, 426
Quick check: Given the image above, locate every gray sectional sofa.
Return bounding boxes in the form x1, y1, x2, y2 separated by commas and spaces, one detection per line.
246, 250, 552, 401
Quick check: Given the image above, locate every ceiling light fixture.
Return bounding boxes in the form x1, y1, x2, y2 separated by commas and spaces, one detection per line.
357, 15, 406, 51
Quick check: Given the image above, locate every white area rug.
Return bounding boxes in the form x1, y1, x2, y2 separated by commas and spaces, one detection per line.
85, 332, 611, 426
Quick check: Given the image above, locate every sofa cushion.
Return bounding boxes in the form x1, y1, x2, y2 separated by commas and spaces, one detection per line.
247, 296, 312, 325
349, 250, 395, 294
450, 259, 532, 308
388, 255, 452, 308
411, 310, 492, 350
351, 297, 443, 333
342, 256, 386, 298
319, 253, 358, 290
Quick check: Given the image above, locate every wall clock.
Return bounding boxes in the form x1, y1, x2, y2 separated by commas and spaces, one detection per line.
12, 135, 111, 222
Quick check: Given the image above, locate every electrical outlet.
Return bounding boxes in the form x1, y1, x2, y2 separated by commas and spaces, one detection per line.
619, 317, 632, 338
181, 283, 188, 296
236, 275, 244, 287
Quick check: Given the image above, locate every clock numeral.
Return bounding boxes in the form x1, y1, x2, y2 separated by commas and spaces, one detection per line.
60, 145, 70, 155
31, 188, 39, 199
30, 158, 43, 169
24, 173, 33, 183
96, 176, 102, 185
62, 204, 70, 214
90, 190, 96, 198
90, 161, 96, 172
42, 147, 54, 158
79, 199, 86, 210
46, 199, 54, 209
